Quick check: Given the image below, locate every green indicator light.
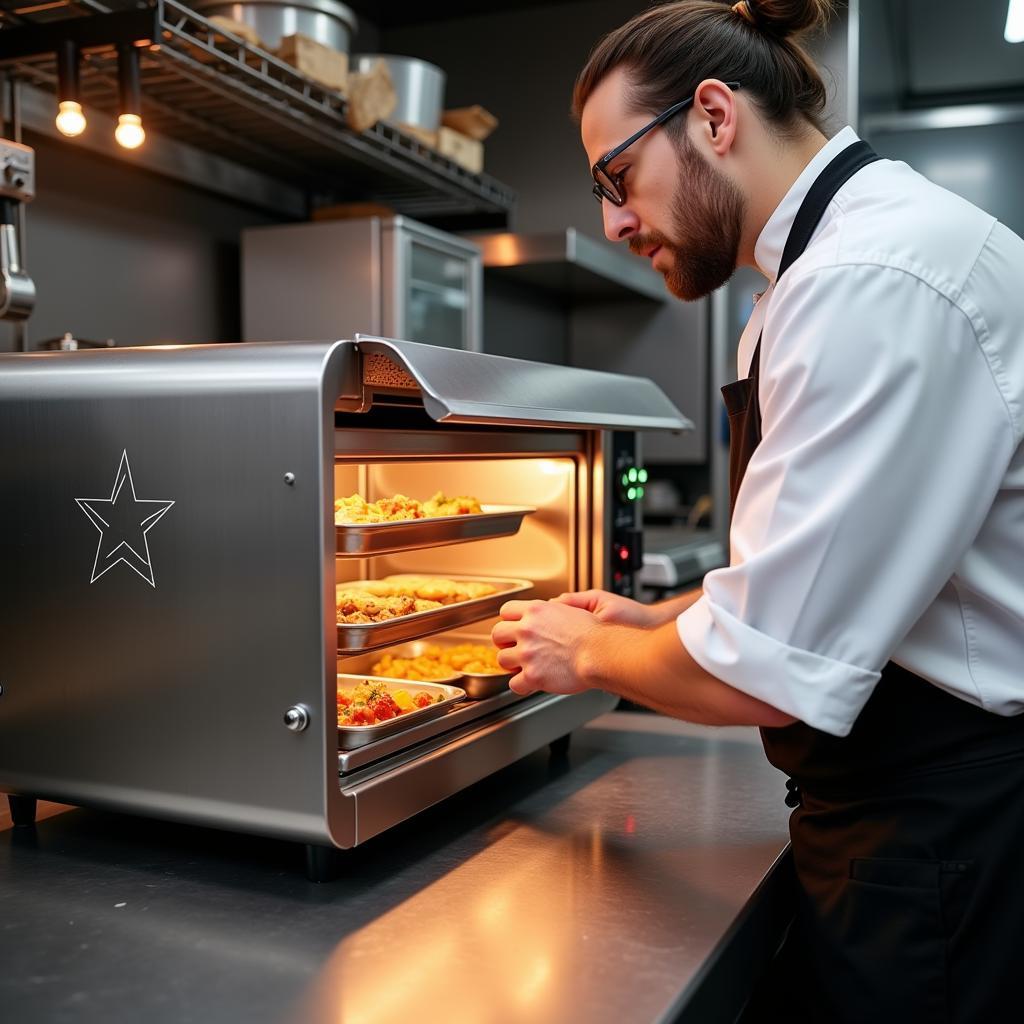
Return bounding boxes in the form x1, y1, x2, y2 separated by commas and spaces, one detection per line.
638, 468, 648, 483
621, 473, 630, 487
627, 487, 637, 501
637, 486, 645, 499
628, 467, 638, 483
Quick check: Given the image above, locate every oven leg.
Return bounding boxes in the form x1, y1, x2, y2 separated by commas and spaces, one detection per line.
8, 795, 37, 828
549, 733, 572, 760
304, 843, 342, 883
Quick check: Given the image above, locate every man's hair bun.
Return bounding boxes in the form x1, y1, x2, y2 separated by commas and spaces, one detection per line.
746, 0, 833, 38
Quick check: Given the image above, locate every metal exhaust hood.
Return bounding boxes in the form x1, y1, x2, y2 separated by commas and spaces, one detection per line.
472, 228, 667, 303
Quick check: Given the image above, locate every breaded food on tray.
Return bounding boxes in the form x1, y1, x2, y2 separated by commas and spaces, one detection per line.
335, 589, 443, 624
334, 491, 483, 525
356, 576, 497, 605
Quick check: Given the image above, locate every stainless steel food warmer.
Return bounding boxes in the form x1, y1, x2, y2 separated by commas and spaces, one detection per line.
0, 337, 689, 878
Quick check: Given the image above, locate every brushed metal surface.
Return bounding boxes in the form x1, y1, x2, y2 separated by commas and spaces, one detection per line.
242, 216, 482, 351
0, 341, 353, 845
474, 226, 668, 302
338, 689, 618, 845
0, 715, 792, 1024
354, 335, 693, 431
351, 54, 446, 131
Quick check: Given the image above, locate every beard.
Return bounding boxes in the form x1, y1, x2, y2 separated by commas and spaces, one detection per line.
629, 138, 745, 301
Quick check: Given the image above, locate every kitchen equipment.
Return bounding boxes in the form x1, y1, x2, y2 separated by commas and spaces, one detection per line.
0, 337, 689, 878
193, 0, 357, 53
0, 137, 35, 322
350, 54, 445, 133
243, 215, 482, 351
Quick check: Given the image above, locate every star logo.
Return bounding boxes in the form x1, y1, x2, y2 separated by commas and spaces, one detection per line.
75, 450, 175, 587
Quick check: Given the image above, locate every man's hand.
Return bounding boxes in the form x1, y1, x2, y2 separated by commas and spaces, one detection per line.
553, 589, 659, 628
491, 599, 601, 696
490, 596, 797, 730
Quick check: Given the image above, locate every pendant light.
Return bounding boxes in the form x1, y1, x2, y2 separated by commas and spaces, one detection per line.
114, 43, 146, 149
55, 39, 86, 138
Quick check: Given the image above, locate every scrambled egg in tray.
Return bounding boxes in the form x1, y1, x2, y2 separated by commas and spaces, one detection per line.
371, 643, 505, 682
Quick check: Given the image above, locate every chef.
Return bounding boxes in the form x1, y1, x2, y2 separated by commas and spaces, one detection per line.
492, 1, 1024, 1020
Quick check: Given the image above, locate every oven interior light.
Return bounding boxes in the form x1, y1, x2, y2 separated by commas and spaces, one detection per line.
1007, 0, 1024, 42
56, 100, 87, 138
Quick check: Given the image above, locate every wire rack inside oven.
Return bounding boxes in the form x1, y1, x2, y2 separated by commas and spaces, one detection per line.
0, 0, 517, 225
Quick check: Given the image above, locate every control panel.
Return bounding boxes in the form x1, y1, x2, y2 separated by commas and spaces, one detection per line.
609, 431, 647, 597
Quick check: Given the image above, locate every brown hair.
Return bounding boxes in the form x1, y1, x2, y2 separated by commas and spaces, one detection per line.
572, 0, 835, 138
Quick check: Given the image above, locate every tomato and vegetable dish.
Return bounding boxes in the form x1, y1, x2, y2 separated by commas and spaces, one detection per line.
337, 679, 445, 727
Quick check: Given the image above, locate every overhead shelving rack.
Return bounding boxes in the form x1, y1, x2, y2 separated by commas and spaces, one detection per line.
0, 0, 517, 227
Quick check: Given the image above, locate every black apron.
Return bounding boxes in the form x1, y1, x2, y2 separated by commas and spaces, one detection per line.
725, 142, 1024, 1023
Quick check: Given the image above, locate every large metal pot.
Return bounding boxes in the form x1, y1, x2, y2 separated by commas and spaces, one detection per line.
350, 54, 446, 132
194, 0, 357, 53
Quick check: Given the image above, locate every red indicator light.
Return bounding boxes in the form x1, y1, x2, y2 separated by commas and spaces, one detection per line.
625, 814, 636, 835
618, 546, 630, 561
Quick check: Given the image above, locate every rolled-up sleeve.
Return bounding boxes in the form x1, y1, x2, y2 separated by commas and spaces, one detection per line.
677, 261, 1016, 736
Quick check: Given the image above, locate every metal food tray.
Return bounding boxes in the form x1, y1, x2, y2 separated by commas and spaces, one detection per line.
336, 574, 532, 654
336, 676, 466, 749
341, 636, 512, 699
335, 505, 535, 556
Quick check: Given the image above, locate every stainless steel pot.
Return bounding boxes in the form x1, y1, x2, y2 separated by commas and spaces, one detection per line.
194, 0, 357, 53
350, 54, 446, 132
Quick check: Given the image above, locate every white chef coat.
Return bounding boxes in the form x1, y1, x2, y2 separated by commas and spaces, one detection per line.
676, 126, 1024, 738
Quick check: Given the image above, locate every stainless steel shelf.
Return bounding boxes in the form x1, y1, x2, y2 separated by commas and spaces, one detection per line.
0, 0, 517, 226
473, 227, 667, 303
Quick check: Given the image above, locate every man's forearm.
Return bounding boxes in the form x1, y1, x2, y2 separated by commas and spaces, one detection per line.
579, 618, 796, 728
645, 586, 703, 626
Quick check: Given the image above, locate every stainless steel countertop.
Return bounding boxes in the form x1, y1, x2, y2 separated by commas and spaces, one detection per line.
0, 714, 792, 1024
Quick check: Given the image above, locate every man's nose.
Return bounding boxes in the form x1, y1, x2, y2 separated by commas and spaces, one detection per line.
602, 201, 639, 242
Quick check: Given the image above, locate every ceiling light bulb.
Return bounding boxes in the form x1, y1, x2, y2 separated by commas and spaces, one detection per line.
1007, 0, 1024, 43
55, 100, 86, 138
114, 113, 145, 149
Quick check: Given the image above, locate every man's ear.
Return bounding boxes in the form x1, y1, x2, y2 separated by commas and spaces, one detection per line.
692, 79, 738, 157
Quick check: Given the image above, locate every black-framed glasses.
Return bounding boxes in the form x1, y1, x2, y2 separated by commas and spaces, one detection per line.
591, 82, 741, 206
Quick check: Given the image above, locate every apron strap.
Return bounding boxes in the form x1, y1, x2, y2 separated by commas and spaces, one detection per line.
777, 141, 880, 280
741, 141, 880, 379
